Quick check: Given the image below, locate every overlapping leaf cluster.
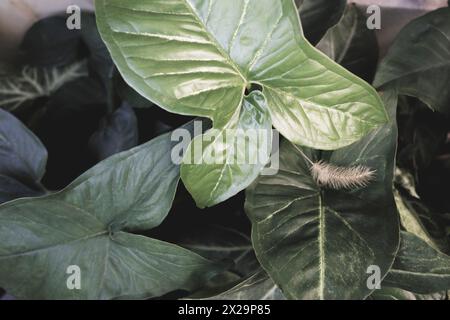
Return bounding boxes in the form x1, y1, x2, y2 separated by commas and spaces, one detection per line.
0, 1, 449, 300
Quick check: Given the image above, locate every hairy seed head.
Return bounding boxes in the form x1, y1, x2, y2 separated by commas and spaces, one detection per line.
310, 161, 376, 190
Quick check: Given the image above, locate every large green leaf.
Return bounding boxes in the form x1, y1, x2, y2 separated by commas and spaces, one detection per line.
96, 0, 387, 150
317, 4, 379, 83
297, 0, 347, 45
245, 90, 399, 299
374, 7, 450, 114
181, 91, 272, 208
0, 109, 47, 203
96, 0, 387, 207
0, 124, 222, 299
383, 232, 450, 294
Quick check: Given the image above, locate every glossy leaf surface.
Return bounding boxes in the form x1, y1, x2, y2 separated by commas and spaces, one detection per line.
245, 90, 399, 299
96, 0, 387, 150
0, 124, 221, 299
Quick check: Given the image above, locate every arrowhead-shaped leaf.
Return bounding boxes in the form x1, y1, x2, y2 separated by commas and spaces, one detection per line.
245, 90, 399, 299
0, 123, 222, 299
96, 0, 387, 206
96, 0, 386, 150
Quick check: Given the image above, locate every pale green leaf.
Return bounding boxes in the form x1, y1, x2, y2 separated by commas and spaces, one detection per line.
181, 91, 272, 208
96, 0, 387, 150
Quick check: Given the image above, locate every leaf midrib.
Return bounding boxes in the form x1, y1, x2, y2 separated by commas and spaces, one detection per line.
0, 230, 108, 259
262, 191, 376, 299
318, 193, 326, 300
0, 198, 113, 259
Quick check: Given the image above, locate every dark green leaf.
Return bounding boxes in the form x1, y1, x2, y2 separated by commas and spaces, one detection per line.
395, 96, 450, 212
33, 77, 107, 189
0, 63, 88, 112
298, 0, 347, 45
80, 13, 114, 88
369, 287, 446, 300
45, 76, 107, 110
0, 109, 47, 183
0, 176, 44, 205
201, 270, 285, 300
0, 109, 47, 203
383, 231, 450, 294
114, 71, 155, 109
317, 4, 379, 83
186, 271, 243, 299
0, 123, 222, 299
395, 188, 449, 254
374, 7, 450, 114
177, 224, 259, 277
0, 175, 45, 204
397, 98, 448, 171
19, 16, 82, 67
148, 191, 256, 278
245, 90, 400, 299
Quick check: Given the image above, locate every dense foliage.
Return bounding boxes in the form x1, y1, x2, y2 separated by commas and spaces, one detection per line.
0, 0, 449, 300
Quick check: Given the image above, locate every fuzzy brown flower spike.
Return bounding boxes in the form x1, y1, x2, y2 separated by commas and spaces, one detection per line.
310, 161, 376, 190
